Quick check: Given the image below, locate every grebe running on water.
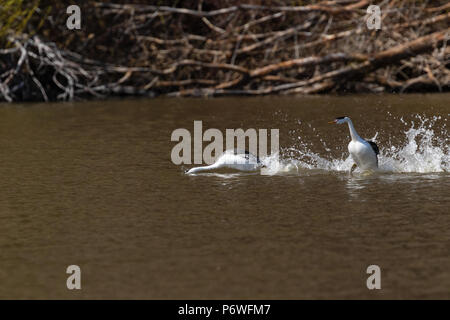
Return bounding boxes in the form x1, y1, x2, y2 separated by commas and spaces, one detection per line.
186, 150, 263, 174
329, 116, 379, 173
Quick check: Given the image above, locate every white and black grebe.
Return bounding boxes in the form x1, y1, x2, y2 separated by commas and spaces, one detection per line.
186, 150, 263, 174
329, 116, 379, 173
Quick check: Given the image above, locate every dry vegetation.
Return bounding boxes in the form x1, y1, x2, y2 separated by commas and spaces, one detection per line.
0, 0, 449, 101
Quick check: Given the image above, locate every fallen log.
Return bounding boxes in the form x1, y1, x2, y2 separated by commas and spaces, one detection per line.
168, 28, 449, 96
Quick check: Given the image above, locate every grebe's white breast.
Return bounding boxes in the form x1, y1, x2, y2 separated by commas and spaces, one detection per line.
186, 150, 261, 174
348, 140, 378, 170
212, 151, 260, 171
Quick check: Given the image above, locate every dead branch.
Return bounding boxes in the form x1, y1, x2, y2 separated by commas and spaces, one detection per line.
1, 1, 449, 102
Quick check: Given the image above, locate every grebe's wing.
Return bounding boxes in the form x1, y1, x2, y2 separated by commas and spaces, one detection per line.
365, 140, 379, 155
228, 149, 261, 164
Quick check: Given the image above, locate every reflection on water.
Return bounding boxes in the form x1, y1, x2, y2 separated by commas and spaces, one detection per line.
0, 94, 449, 299
345, 177, 370, 201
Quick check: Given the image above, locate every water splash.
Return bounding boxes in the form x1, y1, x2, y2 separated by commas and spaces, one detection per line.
261, 115, 449, 174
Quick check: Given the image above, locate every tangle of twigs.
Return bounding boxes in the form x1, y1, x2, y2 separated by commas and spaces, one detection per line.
0, 0, 449, 101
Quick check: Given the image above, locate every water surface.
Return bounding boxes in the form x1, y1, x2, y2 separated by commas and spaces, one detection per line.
0, 94, 449, 299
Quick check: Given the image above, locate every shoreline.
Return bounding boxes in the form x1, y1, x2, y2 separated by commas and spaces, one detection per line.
1, 92, 449, 107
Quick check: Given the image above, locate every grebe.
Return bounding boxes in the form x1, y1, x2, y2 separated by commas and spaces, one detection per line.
329, 116, 379, 173
186, 150, 263, 174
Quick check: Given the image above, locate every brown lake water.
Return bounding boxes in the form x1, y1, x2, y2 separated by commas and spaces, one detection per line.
0, 94, 449, 299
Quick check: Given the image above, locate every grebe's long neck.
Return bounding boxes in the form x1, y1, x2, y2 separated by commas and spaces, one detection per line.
346, 119, 362, 142
187, 163, 219, 174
